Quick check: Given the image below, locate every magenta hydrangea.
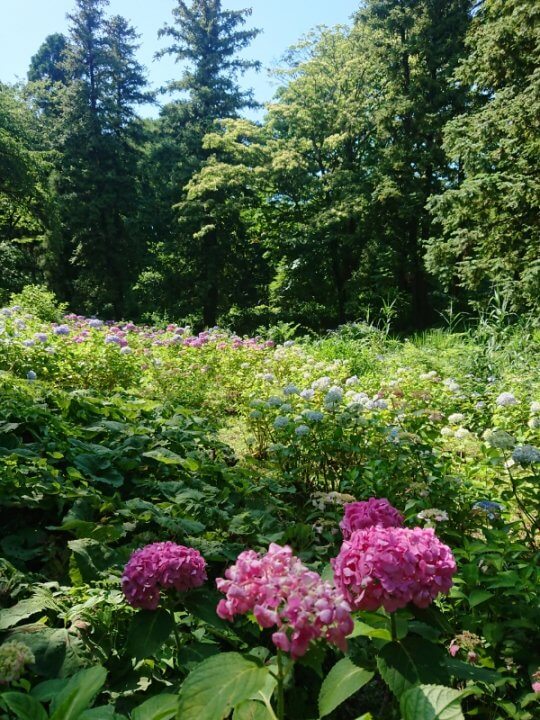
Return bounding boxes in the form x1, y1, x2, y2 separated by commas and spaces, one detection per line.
340, 497, 404, 539
216, 543, 353, 659
332, 526, 456, 612
122, 542, 207, 610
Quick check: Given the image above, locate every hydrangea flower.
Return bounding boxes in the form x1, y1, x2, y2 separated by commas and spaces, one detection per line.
295, 424, 310, 436
26, 370, 37, 381
496, 392, 518, 407
325, 386, 344, 405
512, 445, 540, 465
0, 641, 35, 685
530, 401, 540, 414
417, 508, 449, 523
340, 498, 404, 539
332, 526, 456, 612
216, 543, 353, 659
483, 429, 515, 450
303, 410, 324, 423
312, 376, 332, 391
273, 416, 290, 429
87, 318, 103, 328
53, 324, 70, 336
447, 413, 465, 425
122, 542, 207, 610
300, 388, 315, 400
283, 384, 300, 396
472, 500, 504, 519
34, 333, 48, 343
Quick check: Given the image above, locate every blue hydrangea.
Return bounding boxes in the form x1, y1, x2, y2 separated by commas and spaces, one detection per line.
512, 445, 540, 465
26, 370, 37, 381
295, 424, 310, 437
273, 416, 290, 429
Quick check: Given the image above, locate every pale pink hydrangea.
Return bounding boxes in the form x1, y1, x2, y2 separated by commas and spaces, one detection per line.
332, 526, 456, 612
340, 498, 404, 539
122, 542, 207, 610
216, 543, 353, 659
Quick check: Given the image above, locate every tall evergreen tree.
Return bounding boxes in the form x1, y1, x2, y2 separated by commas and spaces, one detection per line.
52, 0, 150, 315
138, 0, 261, 326
354, 0, 472, 327
426, 0, 540, 312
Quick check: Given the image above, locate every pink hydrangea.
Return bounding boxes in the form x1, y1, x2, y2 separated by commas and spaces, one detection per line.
340, 498, 404, 539
216, 543, 353, 659
122, 542, 207, 610
332, 526, 456, 612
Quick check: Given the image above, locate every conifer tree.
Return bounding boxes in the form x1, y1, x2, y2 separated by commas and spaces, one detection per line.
140, 0, 260, 326
52, 0, 149, 315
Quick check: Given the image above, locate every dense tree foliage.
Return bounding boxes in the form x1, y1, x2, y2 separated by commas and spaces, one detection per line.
426, 0, 540, 312
0, 0, 537, 327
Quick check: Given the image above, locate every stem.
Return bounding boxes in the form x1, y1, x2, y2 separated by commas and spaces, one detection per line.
168, 606, 183, 666
390, 612, 398, 642
276, 649, 285, 720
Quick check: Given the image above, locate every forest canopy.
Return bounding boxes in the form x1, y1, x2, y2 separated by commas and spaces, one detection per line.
0, 0, 538, 330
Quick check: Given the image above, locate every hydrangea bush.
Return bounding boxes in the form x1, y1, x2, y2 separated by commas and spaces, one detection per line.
0, 298, 538, 719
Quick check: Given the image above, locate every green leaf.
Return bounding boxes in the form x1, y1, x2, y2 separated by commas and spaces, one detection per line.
446, 658, 502, 684
376, 638, 450, 697
349, 619, 391, 641
80, 706, 124, 719
7, 627, 67, 678
319, 658, 374, 717
233, 700, 273, 720
0, 596, 53, 630
177, 652, 271, 720
400, 684, 472, 720
49, 666, 107, 720
125, 609, 175, 661
131, 694, 178, 720
468, 590, 493, 608
143, 448, 185, 465
1, 693, 48, 720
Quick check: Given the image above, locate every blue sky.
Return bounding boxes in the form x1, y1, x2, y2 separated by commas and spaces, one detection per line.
1, 0, 360, 117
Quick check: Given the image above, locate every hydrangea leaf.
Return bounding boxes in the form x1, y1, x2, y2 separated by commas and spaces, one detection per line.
177, 652, 271, 720
125, 609, 175, 661
319, 658, 374, 717
400, 684, 473, 720
377, 638, 450, 697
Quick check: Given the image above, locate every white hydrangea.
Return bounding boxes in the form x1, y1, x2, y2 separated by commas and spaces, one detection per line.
530, 401, 540, 414
448, 413, 465, 425
345, 375, 359, 386
300, 388, 315, 400
483, 429, 515, 450
312, 376, 332, 390
454, 427, 471, 439
496, 392, 518, 407
443, 379, 461, 392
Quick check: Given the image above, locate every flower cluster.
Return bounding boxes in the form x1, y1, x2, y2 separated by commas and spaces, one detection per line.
340, 498, 404, 539
0, 641, 35, 685
449, 631, 483, 664
512, 444, 540, 465
122, 542, 207, 610
332, 526, 456, 612
216, 543, 353, 659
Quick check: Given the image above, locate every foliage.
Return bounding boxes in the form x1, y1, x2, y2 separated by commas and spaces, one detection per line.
0, 299, 538, 718
426, 0, 540, 313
